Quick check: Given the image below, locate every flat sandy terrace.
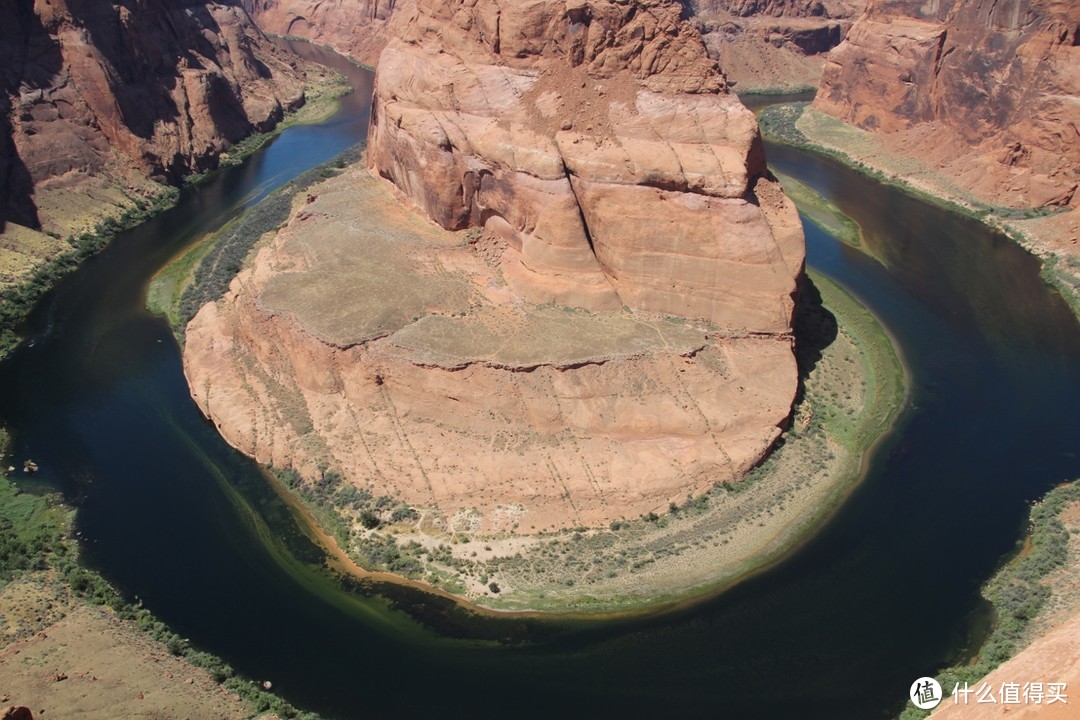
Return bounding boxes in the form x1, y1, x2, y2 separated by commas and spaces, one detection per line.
0, 570, 258, 719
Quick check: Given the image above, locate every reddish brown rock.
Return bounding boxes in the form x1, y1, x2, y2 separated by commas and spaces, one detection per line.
0, 0, 306, 231
239, 0, 863, 94
1, 708, 34, 720
368, 0, 804, 333
241, 0, 398, 67
815, 0, 1080, 211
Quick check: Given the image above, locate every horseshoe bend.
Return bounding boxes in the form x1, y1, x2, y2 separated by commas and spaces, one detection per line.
180, 0, 899, 609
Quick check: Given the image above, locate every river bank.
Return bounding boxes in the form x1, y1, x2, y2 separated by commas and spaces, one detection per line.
0, 41, 354, 718
157, 153, 907, 615
911, 480, 1080, 719
759, 103, 1080, 319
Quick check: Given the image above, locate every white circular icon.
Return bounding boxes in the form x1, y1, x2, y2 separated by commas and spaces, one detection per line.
910, 677, 943, 710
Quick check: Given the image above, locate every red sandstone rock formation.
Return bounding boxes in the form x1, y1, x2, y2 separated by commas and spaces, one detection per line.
0, 0, 306, 230
184, 0, 806, 535
238, 0, 862, 93
369, 0, 805, 333
184, 167, 802, 534
815, 0, 1080, 210
242, 0, 398, 66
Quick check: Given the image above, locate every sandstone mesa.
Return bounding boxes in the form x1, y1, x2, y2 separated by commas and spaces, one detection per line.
184, 0, 807, 535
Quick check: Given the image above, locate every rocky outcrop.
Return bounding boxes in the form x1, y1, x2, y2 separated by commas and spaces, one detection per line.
369, 0, 804, 333
692, 0, 866, 91
815, 0, 1080, 211
0, 0, 307, 233
241, 0, 398, 67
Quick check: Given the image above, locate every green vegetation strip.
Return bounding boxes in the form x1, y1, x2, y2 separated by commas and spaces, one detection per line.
758, 103, 1062, 224
808, 270, 906, 453
1040, 255, 1080, 319
899, 479, 1080, 719
150, 146, 362, 335
773, 171, 863, 250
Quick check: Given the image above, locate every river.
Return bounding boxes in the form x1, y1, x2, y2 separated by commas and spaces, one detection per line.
1, 45, 1078, 720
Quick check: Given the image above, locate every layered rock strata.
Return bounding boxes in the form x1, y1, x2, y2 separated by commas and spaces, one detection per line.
369, 0, 805, 333
692, 0, 867, 91
0, 0, 307, 233
815, 0, 1080, 213
241, 0, 398, 67
186, 0, 806, 534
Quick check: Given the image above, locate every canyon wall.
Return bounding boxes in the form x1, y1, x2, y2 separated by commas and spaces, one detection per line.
0, 0, 307, 233
238, 0, 865, 96
814, 0, 1080, 211
241, 0, 398, 66
692, 0, 867, 91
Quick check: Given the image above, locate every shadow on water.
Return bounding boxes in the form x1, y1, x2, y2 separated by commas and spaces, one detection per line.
0, 53, 1077, 720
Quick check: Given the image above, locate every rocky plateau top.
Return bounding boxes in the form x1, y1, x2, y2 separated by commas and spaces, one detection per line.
184, 0, 807, 535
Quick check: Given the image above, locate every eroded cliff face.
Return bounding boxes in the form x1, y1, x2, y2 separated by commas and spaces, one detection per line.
242, 0, 398, 66
369, 0, 804, 332
0, 0, 306, 233
186, 0, 806, 535
815, 0, 1080, 210
692, 0, 867, 91
238, 0, 861, 94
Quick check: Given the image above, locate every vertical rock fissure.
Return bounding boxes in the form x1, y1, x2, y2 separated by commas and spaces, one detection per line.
561, 162, 595, 256
560, 159, 624, 298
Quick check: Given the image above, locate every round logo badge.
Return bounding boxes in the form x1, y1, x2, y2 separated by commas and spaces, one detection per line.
910, 677, 944, 710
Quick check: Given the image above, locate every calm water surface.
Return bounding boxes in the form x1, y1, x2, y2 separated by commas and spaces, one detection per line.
1, 54, 1078, 719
